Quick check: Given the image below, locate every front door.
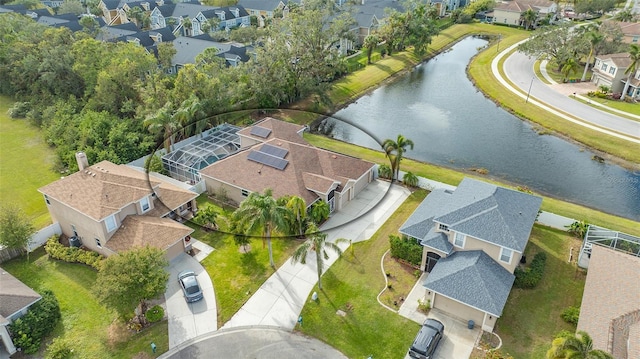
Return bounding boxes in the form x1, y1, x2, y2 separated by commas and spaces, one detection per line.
425, 252, 441, 273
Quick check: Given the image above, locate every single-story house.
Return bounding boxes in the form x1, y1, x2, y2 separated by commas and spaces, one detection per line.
0, 269, 42, 357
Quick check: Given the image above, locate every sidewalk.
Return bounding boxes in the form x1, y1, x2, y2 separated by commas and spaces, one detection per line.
221, 181, 411, 330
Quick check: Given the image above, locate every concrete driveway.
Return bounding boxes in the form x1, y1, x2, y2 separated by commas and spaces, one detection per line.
165, 250, 217, 349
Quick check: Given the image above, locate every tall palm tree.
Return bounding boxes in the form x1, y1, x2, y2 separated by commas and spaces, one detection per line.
581, 31, 604, 82
561, 57, 579, 82
286, 196, 307, 237
233, 189, 290, 268
521, 8, 537, 30
382, 134, 414, 182
175, 95, 207, 139
620, 44, 640, 101
546, 331, 614, 359
143, 102, 178, 153
290, 224, 348, 290
363, 34, 379, 64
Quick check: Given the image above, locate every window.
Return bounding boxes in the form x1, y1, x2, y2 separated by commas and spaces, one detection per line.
454, 232, 465, 248
633, 36, 639, 43
95, 238, 102, 248
140, 196, 150, 212
602, 64, 608, 71
500, 248, 513, 263
71, 224, 78, 237
105, 214, 117, 232
609, 67, 615, 75
44, 194, 50, 205
241, 189, 249, 197
438, 223, 449, 232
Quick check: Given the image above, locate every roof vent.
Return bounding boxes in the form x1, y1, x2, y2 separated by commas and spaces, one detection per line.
332, 155, 337, 159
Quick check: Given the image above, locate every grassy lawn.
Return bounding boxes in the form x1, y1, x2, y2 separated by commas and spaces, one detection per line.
578, 96, 640, 121
304, 133, 640, 236
295, 189, 427, 358
497, 225, 586, 358
190, 195, 302, 326
2, 249, 168, 359
0, 95, 60, 229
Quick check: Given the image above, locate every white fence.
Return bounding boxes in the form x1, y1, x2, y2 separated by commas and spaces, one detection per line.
0, 222, 61, 264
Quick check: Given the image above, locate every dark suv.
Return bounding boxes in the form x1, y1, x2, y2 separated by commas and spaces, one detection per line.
408, 318, 444, 359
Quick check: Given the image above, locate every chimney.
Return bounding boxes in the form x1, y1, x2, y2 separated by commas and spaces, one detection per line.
76, 152, 89, 171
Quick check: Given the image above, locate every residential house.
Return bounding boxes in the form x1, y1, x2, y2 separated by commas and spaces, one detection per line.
606, 20, 640, 44
591, 52, 640, 99
237, 0, 291, 27
577, 245, 640, 359
191, 5, 250, 35
200, 118, 376, 212
40, 0, 64, 8
0, 269, 42, 358
399, 178, 542, 331
492, 0, 556, 28
170, 35, 250, 73
97, 22, 140, 41
349, 0, 403, 46
38, 154, 199, 260
112, 26, 176, 54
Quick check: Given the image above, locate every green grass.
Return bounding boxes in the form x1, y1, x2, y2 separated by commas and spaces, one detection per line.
497, 225, 586, 358
0, 96, 60, 229
296, 190, 427, 358
304, 133, 640, 236
2, 249, 169, 358
578, 96, 640, 121
190, 195, 302, 326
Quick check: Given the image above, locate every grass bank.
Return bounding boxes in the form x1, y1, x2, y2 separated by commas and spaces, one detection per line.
2, 249, 168, 359
304, 133, 640, 236
0, 96, 59, 228
296, 189, 428, 358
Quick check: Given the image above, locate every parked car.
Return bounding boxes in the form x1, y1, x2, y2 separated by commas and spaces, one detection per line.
178, 270, 203, 303
408, 318, 444, 359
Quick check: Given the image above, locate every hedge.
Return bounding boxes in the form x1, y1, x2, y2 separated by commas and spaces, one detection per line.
389, 234, 422, 267
8, 290, 61, 354
514, 252, 547, 289
44, 236, 103, 270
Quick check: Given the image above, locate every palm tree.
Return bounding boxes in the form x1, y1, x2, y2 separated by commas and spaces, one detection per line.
143, 102, 179, 153
546, 331, 614, 359
521, 9, 537, 30
403, 171, 419, 188
290, 224, 348, 290
620, 44, 640, 101
363, 34, 379, 64
286, 196, 307, 237
233, 189, 290, 268
195, 205, 218, 230
382, 134, 414, 182
309, 201, 330, 225
175, 95, 207, 139
561, 57, 579, 82
581, 31, 604, 82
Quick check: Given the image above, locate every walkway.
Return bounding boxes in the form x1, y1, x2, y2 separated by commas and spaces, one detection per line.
494, 41, 640, 143
221, 180, 411, 330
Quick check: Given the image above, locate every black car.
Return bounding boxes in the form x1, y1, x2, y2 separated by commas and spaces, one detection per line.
408, 318, 444, 359
178, 270, 204, 303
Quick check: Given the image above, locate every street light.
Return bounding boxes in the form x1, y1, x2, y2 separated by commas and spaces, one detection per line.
525, 76, 535, 104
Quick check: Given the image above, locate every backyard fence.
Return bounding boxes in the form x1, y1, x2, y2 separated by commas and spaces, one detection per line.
0, 222, 61, 264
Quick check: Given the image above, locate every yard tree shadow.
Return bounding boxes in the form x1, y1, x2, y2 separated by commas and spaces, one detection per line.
239, 251, 266, 277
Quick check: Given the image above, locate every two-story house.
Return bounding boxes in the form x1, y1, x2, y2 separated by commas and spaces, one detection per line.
191, 5, 250, 35
399, 178, 542, 332
591, 52, 640, 99
492, 0, 556, 28
237, 0, 292, 27
38, 153, 199, 260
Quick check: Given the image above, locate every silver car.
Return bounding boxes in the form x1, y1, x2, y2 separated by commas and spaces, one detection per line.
178, 271, 204, 303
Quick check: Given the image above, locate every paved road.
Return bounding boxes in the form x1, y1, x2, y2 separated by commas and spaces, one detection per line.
503, 51, 640, 139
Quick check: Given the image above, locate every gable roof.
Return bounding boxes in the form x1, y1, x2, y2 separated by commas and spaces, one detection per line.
577, 245, 640, 358
201, 120, 374, 205
171, 36, 248, 66
237, 117, 307, 145
172, 2, 215, 18
400, 178, 542, 252
493, 0, 555, 12
38, 160, 196, 221
237, 0, 285, 12
351, 0, 404, 27
0, 268, 41, 321
105, 215, 193, 253
424, 250, 515, 316
595, 52, 632, 69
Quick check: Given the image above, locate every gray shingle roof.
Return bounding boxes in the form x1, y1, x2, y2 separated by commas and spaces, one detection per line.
0, 268, 41, 320
237, 0, 283, 12
400, 178, 541, 252
421, 227, 454, 254
424, 250, 515, 316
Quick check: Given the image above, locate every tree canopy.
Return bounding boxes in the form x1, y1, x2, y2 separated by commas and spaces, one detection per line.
0, 205, 35, 256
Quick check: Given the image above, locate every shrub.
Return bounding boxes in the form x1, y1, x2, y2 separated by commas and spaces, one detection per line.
9, 290, 61, 354
514, 252, 547, 288
389, 234, 422, 267
44, 236, 103, 270
561, 306, 580, 325
378, 164, 392, 179
7, 102, 30, 118
566, 220, 589, 238
145, 305, 164, 323
403, 171, 419, 188
45, 337, 73, 359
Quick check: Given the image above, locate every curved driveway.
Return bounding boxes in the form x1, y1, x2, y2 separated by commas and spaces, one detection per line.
496, 43, 640, 142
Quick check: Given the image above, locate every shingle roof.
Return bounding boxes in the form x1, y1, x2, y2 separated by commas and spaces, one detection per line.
38, 160, 196, 221
577, 245, 640, 357
493, 0, 555, 12
0, 268, 41, 320
171, 36, 231, 65
421, 227, 454, 254
596, 52, 633, 69
201, 120, 374, 205
237, 117, 307, 145
352, 0, 403, 27
105, 216, 193, 253
424, 250, 515, 316
400, 178, 541, 252
172, 2, 215, 18
237, 0, 283, 12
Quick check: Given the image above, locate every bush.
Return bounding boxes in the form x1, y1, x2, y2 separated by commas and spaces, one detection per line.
389, 234, 422, 267
7, 102, 30, 118
145, 305, 164, 323
378, 164, 392, 179
514, 252, 547, 289
8, 290, 61, 354
45, 337, 73, 359
561, 306, 580, 325
44, 236, 103, 270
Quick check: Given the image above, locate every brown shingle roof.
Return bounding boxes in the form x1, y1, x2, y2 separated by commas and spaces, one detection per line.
494, 0, 554, 12
39, 161, 196, 221
0, 268, 41, 320
577, 245, 640, 357
237, 117, 307, 145
105, 216, 193, 253
200, 135, 374, 205
597, 52, 633, 68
